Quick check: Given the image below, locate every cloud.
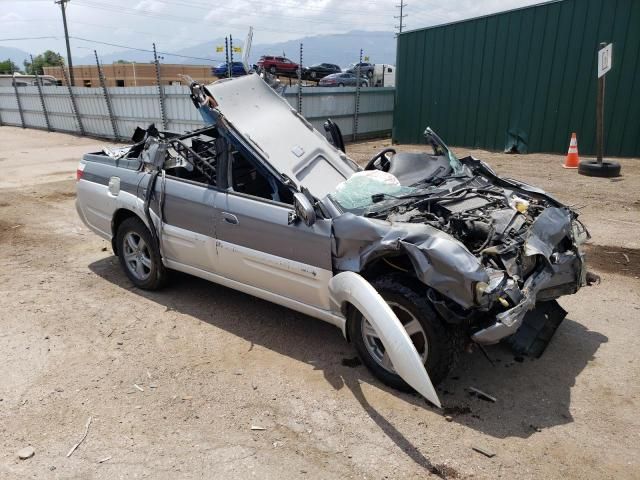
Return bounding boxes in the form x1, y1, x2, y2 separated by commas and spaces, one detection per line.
1, 12, 23, 22
134, 0, 166, 13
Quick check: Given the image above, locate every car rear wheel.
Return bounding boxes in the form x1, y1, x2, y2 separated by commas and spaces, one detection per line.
116, 217, 167, 290
348, 274, 462, 390
269, 65, 277, 74
338, 83, 345, 87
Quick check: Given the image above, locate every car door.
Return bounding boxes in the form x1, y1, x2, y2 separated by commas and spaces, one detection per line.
149, 175, 220, 274
213, 153, 333, 310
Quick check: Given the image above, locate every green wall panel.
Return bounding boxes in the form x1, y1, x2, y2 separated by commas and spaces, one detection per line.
393, 0, 640, 156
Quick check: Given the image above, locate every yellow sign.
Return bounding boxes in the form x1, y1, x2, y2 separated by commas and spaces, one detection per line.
215, 46, 224, 53
364, 56, 370, 62
233, 47, 242, 53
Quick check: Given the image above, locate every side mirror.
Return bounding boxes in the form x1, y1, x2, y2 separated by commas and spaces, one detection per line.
290, 192, 316, 227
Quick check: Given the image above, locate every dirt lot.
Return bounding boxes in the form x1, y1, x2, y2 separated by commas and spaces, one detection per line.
1, 126, 639, 479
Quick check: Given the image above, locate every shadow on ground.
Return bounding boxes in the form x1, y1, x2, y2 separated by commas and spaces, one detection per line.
90, 257, 607, 471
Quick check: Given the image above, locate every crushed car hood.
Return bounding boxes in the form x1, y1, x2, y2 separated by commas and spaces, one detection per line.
207, 74, 358, 199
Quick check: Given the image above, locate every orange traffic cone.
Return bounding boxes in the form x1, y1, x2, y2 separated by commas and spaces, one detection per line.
563, 133, 580, 169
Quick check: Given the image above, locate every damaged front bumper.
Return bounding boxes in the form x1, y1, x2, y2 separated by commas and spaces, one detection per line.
472, 269, 551, 344
472, 209, 588, 346
472, 249, 584, 345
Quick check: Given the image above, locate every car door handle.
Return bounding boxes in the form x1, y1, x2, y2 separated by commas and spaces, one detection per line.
222, 212, 239, 225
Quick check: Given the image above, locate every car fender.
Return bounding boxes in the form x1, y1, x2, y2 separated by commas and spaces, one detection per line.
328, 271, 441, 408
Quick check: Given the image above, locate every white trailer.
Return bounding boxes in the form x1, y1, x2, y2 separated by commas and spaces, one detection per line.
371, 64, 395, 87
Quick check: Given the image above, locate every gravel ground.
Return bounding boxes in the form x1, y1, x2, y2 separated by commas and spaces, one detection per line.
1, 126, 639, 479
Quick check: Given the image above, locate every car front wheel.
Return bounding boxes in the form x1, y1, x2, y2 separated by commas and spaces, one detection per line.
348, 274, 462, 390
116, 217, 167, 290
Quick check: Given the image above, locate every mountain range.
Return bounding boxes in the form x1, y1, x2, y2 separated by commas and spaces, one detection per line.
0, 30, 397, 70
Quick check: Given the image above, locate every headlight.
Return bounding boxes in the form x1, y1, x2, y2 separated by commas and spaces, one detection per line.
474, 270, 506, 305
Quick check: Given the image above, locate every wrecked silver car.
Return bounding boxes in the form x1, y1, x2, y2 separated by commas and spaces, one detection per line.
76, 74, 594, 407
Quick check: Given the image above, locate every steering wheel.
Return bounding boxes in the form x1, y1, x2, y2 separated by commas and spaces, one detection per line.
364, 148, 396, 171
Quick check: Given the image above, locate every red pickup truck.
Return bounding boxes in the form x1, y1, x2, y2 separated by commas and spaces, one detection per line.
257, 55, 299, 75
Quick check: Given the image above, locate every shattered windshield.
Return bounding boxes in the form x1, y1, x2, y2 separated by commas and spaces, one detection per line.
331, 170, 416, 212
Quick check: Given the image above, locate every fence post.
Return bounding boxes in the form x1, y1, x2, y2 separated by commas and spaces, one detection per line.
12, 74, 26, 128
225, 37, 230, 79
353, 48, 363, 141
31, 54, 52, 132
94, 50, 119, 139
153, 43, 167, 130
297, 43, 303, 114
229, 35, 234, 79
61, 65, 85, 135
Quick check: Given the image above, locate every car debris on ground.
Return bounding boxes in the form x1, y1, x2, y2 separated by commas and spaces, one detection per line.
468, 387, 497, 402
472, 446, 496, 458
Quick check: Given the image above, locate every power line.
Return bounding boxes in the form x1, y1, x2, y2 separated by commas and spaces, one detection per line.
0, 36, 58, 41
70, 36, 225, 63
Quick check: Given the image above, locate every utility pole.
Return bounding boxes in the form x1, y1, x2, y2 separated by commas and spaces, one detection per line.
55, 0, 75, 86
395, 0, 407, 36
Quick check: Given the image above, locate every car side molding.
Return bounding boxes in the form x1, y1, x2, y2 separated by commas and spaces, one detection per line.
328, 271, 441, 408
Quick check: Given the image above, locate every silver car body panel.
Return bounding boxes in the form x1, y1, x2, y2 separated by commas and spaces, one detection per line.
164, 257, 344, 330
76, 157, 146, 241
207, 74, 358, 199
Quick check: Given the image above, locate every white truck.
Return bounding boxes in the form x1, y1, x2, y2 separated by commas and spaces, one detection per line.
371, 64, 395, 87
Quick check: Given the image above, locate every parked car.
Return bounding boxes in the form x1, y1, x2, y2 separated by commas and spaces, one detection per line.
76, 74, 594, 408
303, 63, 341, 80
213, 62, 247, 77
256, 55, 299, 75
318, 72, 368, 87
345, 62, 374, 78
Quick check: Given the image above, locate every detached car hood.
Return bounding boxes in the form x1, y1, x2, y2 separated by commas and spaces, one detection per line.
207, 74, 357, 199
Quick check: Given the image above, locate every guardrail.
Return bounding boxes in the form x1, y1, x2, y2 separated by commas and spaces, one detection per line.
0, 83, 394, 142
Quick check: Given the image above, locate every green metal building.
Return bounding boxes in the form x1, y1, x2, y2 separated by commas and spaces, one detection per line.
393, 0, 640, 156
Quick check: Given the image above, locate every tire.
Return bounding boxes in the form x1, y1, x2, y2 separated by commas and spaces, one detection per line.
269, 65, 277, 75
338, 83, 345, 87
366, 70, 373, 79
578, 159, 621, 177
116, 217, 167, 290
348, 274, 463, 391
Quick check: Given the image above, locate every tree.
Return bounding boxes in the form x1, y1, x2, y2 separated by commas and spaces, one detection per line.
23, 50, 65, 75
0, 59, 20, 74
114, 59, 132, 64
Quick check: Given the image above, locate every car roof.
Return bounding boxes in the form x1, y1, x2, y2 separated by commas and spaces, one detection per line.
208, 74, 356, 198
